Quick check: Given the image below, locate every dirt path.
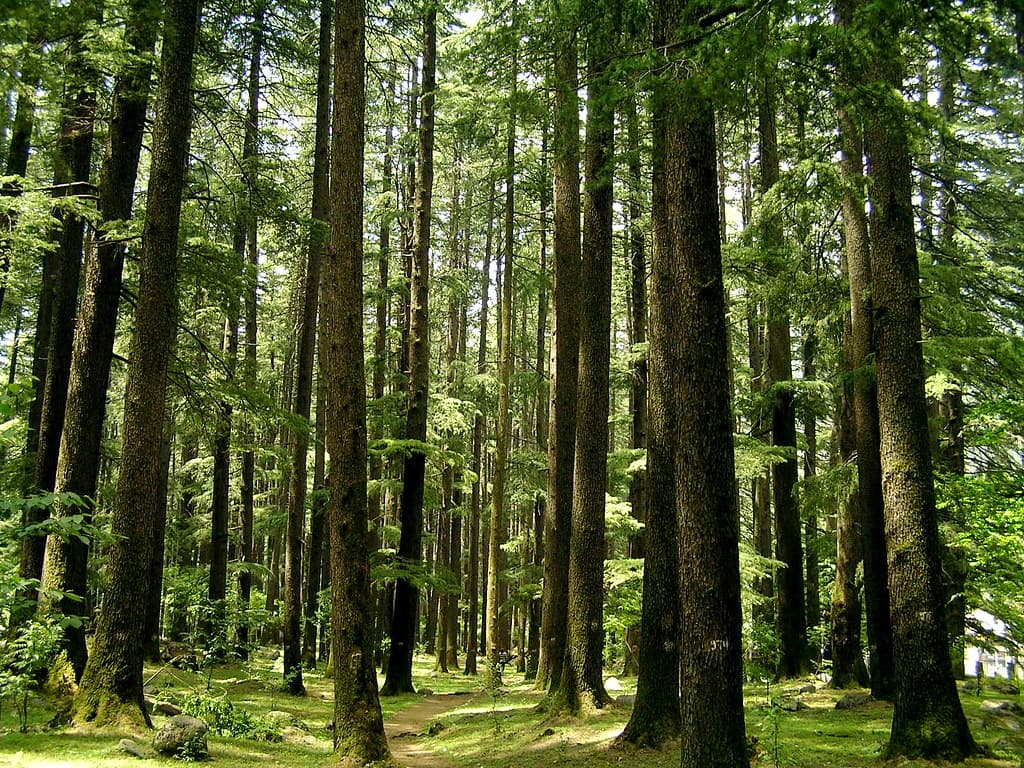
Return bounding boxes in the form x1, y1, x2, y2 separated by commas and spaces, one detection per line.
385, 692, 476, 768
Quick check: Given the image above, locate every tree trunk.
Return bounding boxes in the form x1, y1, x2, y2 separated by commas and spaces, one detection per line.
835, 0, 894, 700
72, 0, 201, 727
303, 373, 328, 667
758, 62, 806, 678
381, 6, 436, 696
325, 0, 389, 760
858, 1, 974, 757
41, 0, 160, 680
557, 48, 612, 715
803, 335, 820, 640
539, 19, 580, 693
830, 301, 869, 689
655, 1, 749, 764
486, 47, 516, 686
144, 421, 173, 662
283, 0, 323, 691
617, 91, 681, 748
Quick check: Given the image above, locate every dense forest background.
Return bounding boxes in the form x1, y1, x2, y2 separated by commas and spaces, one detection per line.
1, 0, 1023, 765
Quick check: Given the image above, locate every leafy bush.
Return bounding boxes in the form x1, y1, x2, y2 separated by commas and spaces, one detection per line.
179, 690, 282, 741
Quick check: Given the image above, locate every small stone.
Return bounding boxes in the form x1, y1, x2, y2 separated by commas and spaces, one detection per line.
153, 714, 208, 758
835, 692, 872, 710
604, 677, 624, 692
117, 738, 147, 758
799, 684, 816, 694
266, 710, 305, 729
426, 721, 445, 736
418, 688, 435, 696
960, 679, 981, 694
616, 694, 636, 705
540, 727, 556, 737
143, 685, 159, 696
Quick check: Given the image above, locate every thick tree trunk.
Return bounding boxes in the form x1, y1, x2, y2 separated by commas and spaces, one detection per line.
324, 0, 389, 761
72, 0, 200, 727
858, 2, 974, 757
616, 90, 681, 749
539, 22, 580, 694
655, 1, 749, 765
835, 0, 894, 700
41, 0, 160, 680
382, 7, 436, 696
557, 50, 612, 715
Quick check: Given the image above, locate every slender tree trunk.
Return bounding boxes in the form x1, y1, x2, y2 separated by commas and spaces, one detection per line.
382, 6, 436, 696
283, 0, 323, 690
0, 55, 41, 317
803, 335, 820, 640
206, 316, 237, 654
830, 297, 869, 689
557, 48, 612, 715
486, 44, 516, 686
303, 373, 328, 667
857, 1, 974, 757
144, 420, 173, 662
539, 20, 581, 693
464, 182, 493, 677
758, 62, 806, 678
72, 0, 201, 726
41, 0, 160, 680
623, 94, 646, 680
20, 0, 101, 607
655, 1, 749, 764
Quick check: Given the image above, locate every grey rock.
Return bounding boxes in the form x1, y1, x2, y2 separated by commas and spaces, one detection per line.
418, 688, 435, 696
777, 698, 809, 712
616, 694, 636, 705
154, 701, 183, 717
282, 726, 318, 746
143, 685, 159, 696
981, 699, 1024, 715
799, 684, 816, 694
835, 692, 872, 710
117, 738, 147, 758
604, 677, 624, 692
960, 679, 982, 694
992, 680, 1021, 696
153, 714, 208, 758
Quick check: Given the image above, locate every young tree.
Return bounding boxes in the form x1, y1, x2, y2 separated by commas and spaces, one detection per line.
72, 0, 201, 727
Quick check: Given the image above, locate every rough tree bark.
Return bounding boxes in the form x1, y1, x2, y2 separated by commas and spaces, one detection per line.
655, 1, 749, 765
858, 0, 974, 757
72, 0, 201, 727
381, 5, 436, 696
41, 0, 160, 680
556, 45, 613, 716
538, 17, 581, 694
324, 0, 390, 760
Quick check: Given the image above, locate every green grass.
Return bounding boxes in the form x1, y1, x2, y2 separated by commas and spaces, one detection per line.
1, 655, 1021, 768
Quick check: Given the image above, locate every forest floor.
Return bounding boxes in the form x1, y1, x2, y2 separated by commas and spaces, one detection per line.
0, 651, 1021, 768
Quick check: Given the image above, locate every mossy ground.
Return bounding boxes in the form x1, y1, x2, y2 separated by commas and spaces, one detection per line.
1, 654, 1020, 768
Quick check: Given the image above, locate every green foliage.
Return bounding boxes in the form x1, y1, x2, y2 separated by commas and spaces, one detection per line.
180, 690, 282, 741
